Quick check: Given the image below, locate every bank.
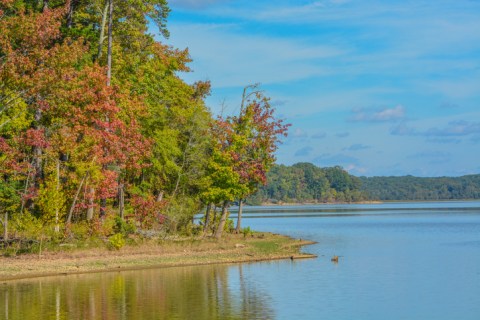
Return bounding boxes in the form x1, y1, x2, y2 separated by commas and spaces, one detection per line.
0, 232, 316, 281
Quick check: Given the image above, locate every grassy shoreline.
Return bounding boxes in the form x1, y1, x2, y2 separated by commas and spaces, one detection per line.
0, 232, 316, 282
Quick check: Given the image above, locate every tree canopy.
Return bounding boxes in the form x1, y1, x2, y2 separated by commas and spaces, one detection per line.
0, 0, 288, 243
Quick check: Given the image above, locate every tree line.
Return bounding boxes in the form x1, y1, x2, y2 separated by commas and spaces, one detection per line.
359, 174, 480, 201
249, 162, 480, 204
248, 163, 368, 204
0, 0, 288, 245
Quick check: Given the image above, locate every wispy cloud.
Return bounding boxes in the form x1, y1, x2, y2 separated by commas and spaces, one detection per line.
295, 146, 314, 157
168, 23, 345, 88
169, 0, 230, 9
167, 0, 480, 176
343, 143, 371, 151
292, 128, 308, 138
392, 120, 480, 137
350, 105, 405, 122
313, 153, 359, 167
312, 131, 327, 139
336, 132, 350, 138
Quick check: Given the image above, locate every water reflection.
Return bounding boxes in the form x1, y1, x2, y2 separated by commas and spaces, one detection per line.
0, 264, 274, 320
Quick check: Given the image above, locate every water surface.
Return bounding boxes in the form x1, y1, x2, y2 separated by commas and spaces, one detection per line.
1, 201, 480, 319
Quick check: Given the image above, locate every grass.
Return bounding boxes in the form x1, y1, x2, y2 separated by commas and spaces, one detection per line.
0, 232, 316, 281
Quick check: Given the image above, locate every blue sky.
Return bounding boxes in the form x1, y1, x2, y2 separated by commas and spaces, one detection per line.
164, 0, 480, 177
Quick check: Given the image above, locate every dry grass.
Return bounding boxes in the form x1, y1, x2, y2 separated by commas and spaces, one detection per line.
0, 232, 316, 281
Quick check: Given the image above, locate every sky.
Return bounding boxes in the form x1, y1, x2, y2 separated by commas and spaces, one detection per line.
163, 0, 480, 177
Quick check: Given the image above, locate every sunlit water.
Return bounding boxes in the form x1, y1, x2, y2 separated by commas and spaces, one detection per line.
2, 201, 480, 319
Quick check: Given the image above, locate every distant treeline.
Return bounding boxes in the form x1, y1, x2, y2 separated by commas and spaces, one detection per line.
359, 175, 480, 200
248, 163, 368, 204
248, 162, 480, 204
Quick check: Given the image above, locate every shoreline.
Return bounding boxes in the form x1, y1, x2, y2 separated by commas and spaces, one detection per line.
0, 233, 316, 282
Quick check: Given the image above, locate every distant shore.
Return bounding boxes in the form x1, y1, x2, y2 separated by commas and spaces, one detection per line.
258, 200, 383, 206
0, 233, 316, 282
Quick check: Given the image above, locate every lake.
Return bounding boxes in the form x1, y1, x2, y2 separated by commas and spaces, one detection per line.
1, 201, 480, 319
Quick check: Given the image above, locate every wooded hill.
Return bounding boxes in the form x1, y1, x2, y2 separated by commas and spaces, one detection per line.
359, 175, 480, 200
248, 163, 368, 204
249, 162, 480, 203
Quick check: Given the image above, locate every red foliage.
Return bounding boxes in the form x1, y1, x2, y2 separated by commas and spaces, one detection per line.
130, 195, 165, 228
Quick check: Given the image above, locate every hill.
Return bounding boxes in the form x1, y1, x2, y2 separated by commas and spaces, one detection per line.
359, 174, 480, 200
249, 163, 480, 204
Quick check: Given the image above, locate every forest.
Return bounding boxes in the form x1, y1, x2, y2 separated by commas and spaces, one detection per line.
250, 163, 480, 203
249, 163, 368, 204
359, 174, 480, 201
0, 0, 288, 248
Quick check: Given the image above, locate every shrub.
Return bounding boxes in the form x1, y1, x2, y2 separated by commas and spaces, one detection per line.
242, 226, 253, 238
107, 233, 125, 250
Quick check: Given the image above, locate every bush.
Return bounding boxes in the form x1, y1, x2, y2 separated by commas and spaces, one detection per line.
107, 233, 125, 250
242, 226, 253, 238
113, 216, 136, 236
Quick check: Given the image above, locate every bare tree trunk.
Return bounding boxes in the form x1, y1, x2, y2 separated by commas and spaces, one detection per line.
118, 182, 124, 219
1, 213, 7, 241
215, 201, 229, 239
86, 186, 94, 220
235, 199, 244, 233
106, 0, 113, 86
97, 0, 109, 61
203, 203, 212, 237
54, 160, 60, 233
156, 190, 164, 202
33, 108, 43, 194
66, 0, 76, 28
67, 173, 88, 224
20, 164, 33, 215
97, 0, 114, 218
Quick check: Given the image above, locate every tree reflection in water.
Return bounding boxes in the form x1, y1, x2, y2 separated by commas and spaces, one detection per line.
0, 264, 274, 319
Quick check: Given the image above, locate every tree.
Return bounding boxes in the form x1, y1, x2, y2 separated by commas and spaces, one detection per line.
231, 86, 289, 232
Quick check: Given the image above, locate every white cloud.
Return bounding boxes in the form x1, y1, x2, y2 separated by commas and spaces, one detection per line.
169, 0, 229, 9
350, 105, 405, 122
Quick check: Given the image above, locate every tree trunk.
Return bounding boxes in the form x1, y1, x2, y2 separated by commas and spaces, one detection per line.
215, 201, 229, 239
156, 190, 164, 202
86, 186, 94, 220
235, 199, 244, 233
33, 108, 43, 193
96, 0, 109, 61
67, 173, 88, 224
54, 160, 60, 233
100, 198, 106, 218
106, 0, 113, 86
203, 203, 212, 237
66, 0, 77, 28
1, 212, 7, 241
118, 182, 124, 219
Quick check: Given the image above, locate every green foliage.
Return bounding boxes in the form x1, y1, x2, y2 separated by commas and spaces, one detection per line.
108, 233, 125, 250
113, 216, 136, 236
242, 226, 253, 238
0, 1, 290, 249
250, 163, 367, 204
360, 175, 480, 200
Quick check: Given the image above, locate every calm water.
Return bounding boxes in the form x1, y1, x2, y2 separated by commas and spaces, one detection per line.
1, 201, 480, 319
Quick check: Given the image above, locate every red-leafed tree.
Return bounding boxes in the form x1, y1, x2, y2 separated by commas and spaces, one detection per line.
230, 85, 290, 233
202, 85, 289, 238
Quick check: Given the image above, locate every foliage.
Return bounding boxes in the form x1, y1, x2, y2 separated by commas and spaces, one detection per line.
0, 1, 289, 250
107, 233, 125, 250
360, 174, 480, 200
242, 226, 253, 238
250, 163, 368, 204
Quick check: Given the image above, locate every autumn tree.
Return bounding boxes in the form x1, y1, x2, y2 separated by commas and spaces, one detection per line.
230, 86, 289, 233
